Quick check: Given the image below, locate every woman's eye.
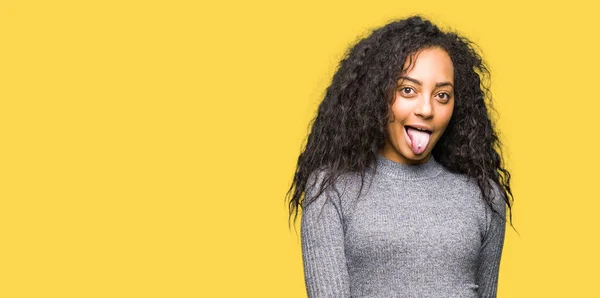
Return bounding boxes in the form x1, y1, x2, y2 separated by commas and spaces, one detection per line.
437, 92, 451, 101
400, 87, 414, 95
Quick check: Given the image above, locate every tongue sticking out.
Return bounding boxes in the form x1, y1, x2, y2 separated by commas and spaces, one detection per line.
406, 127, 431, 155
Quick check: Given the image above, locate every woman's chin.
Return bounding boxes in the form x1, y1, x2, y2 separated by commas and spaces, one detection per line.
381, 146, 431, 165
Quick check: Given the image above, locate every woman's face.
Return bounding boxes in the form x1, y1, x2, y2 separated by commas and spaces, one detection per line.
380, 47, 455, 165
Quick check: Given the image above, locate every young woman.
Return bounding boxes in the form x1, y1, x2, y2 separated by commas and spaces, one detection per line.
286, 16, 514, 297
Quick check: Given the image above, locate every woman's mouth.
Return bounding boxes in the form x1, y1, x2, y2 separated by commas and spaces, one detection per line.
404, 125, 432, 155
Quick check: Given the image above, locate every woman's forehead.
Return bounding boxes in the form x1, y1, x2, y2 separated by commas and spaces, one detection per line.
399, 47, 454, 84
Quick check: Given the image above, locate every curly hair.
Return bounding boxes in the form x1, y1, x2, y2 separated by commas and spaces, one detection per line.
286, 15, 514, 228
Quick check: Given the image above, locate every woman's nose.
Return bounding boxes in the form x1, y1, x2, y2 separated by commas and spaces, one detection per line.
414, 95, 433, 119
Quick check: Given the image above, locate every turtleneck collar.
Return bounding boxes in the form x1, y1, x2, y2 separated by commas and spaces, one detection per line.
373, 154, 444, 180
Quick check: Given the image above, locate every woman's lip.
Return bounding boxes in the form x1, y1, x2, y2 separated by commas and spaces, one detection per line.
405, 124, 433, 133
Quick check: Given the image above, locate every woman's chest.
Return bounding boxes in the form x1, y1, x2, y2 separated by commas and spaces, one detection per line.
343, 191, 485, 267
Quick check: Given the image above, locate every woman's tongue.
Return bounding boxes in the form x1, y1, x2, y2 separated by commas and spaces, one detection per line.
406, 127, 430, 155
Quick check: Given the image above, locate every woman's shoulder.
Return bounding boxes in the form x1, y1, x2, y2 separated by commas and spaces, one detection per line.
444, 168, 506, 210
308, 166, 371, 188
436, 167, 481, 191
305, 168, 372, 207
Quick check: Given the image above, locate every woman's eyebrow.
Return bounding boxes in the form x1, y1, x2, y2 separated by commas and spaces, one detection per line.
435, 82, 454, 88
399, 76, 454, 88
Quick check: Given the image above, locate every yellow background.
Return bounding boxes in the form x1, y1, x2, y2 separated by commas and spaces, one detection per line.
1, 0, 599, 297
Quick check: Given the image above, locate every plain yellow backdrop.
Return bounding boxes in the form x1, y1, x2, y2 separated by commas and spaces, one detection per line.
1, 0, 599, 297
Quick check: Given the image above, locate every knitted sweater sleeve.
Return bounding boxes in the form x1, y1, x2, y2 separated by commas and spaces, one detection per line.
476, 183, 507, 298
301, 172, 351, 298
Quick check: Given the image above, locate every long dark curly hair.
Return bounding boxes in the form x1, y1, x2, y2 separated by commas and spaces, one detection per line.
286, 15, 514, 228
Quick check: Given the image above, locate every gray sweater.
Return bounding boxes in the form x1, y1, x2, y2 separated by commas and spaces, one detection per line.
301, 155, 506, 298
